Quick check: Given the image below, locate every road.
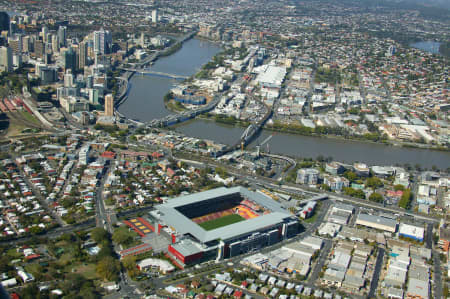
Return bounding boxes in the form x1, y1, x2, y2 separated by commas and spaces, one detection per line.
368, 247, 385, 298
307, 239, 332, 284
95, 164, 113, 233
433, 249, 443, 299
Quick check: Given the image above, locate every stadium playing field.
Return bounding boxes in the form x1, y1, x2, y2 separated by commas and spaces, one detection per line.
198, 214, 245, 231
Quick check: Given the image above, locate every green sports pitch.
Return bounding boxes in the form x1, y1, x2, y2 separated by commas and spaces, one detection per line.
198, 214, 245, 231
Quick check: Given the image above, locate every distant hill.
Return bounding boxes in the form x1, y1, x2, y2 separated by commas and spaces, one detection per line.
405, 0, 450, 10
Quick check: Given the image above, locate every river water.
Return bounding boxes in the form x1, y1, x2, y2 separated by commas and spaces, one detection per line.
120, 38, 450, 168
118, 38, 222, 121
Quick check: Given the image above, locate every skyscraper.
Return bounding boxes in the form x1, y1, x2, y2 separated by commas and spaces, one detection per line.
78, 41, 88, 69
41, 26, 48, 42
152, 9, 158, 23
51, 34, 59, 53
64, 70, 74, 88
58, 26, 67, 47
0, 12, 9, 33
93, 28, 112, 55
0, 46, 13, 72
63, 47, 77, 71
104, 94, 114, 117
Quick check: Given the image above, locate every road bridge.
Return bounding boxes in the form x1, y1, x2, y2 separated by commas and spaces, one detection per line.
214, 98, 273, 157
145, 95, 222, 128
119, 68, 188, 80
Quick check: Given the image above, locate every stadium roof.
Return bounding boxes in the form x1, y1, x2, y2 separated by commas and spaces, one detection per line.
155, 187, 292, 243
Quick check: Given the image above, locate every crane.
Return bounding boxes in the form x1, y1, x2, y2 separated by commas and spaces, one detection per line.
256, 133, 275, 156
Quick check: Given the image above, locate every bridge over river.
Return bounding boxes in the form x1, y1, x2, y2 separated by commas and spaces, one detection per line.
118, 68, 188, 80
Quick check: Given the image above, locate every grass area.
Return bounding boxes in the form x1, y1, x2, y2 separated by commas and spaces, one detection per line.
198, 214, 245, 231
18, 111, 40, 125
72, 263, 98, 280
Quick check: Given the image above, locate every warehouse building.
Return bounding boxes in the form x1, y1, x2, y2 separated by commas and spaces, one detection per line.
356, 213, 397, 233
399, 223, 425, 242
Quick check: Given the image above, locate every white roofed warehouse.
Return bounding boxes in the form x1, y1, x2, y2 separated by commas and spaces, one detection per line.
355, 213, 397, 233
399, 223, 424, 242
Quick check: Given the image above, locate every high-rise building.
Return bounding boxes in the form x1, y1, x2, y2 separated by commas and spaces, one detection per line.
104, 94, 114, 117
78, 41, 88, 69
64, 70, 74, 88
51, 34, 59, 53
9, 21, 17, 35
152, 9, 158, 23
22, 36, 30, 52
8, 35, 22, 54
140, 33, 145, 47
0, 12, 10, 33
93, 28, 112, 55
63, 47, 77, 71
88, 88, 99, 105
0, 46, 13, 72
34, 39, 45, 58
86, 75, 94, 88
58, 26, 67, 47
41, 26, 48, 42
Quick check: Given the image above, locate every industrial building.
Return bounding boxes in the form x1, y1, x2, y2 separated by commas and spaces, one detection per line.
256, 65, 287, 89
355, 213, 397, 233
148, 187, 298, 266
399, 223, 425, 242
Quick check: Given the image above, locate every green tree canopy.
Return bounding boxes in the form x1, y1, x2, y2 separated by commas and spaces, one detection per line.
96, 256, 120, 281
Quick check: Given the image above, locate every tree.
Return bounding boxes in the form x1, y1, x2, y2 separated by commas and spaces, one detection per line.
394, 184, 405, 191
399, 189, 412, 209
96, 256, 120, 281
122, 255, 137, 271
369, 192, 383, 203
366, 177, 383, 189
343, 171, 358, 182
91, 227, 109, 244
343, 187, 366, 199
112, 226, 134, 246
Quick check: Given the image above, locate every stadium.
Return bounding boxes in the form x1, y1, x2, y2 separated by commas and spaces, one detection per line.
148, 186, 298, 267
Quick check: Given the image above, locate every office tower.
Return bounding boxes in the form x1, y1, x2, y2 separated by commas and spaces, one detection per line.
0, 46, 13, 72
86, 75, 94, 88
51, 34, 59, 53
9, 21, 17, 35
8, 35, 22, 54
93, 28, 112, 55
0, 12, 9, 32
34, 39, 45, 58
78, 41, 88, 69
41, 26, 48, 42
89, 88, 99, 105
22, 36, 30, 52
63, 47, 77, 71
13, 54, 22, 69
104, 94, 114, 117
152, 9, 158, 23
64, 70, 74, 88
58, 26, 67, 47
140, 32, 145, 47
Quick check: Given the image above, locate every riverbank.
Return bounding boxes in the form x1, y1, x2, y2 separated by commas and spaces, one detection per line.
181, 115, 449, 153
